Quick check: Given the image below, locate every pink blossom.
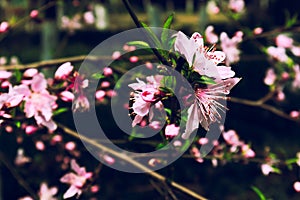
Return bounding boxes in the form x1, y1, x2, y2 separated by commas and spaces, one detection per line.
73, 95, 90, 111
30, 10, 39, 18
148, 158, 161, 167
10, 56, 19, 65
149, 121, 161, 130
128, 76, 163, 127
0, 56, 7, 65
290, 111, 300, 118
23, 73, 57, 131
191, 147, 203, 163
261, 163, 275, 175
183, 78, 240, 138
95, 90, 106, 101
220, 31, 243, 65
267, 46, 288, 62
61, 14, 82, 33
106, 89, 117, 97
111, 51, 121, 59
175, 31, 234, 79
25, 125, 38, 135
23, 68, 38, 78
65, 141, 76, 151
165, 124, 180, 138
292, 64, 300, 89
90, 185, 100, 193
101, 81, 110, 88
223, 129, 240, 146
0, 21, 9, 33
60, 159, 93, 199
55, 62, 74, 80
103, 154, 115, 165
129, 56, 139, 63
15, 148, 31, 166
264, 68, 276, 85
275, 34, 293, 48
60, 91, 75, 102
83, 11, 95, 24
198, 137, 209, 145
35, 141, 45, 151
38, 182, 58, 200
228, 0, 245, 13
294, 182, 300, 192
103, 67, 113, 76
291, 46, 300, 56
253, 27, 263, 35
205, 26, 218, 44
275, 88, 285, 101
0, 70, 12, 79
206, 1, 220, 14
241, 144, 255, 158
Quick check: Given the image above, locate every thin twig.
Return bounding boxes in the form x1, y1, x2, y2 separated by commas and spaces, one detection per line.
0, 152, 38, 199
57, 123, 208, 200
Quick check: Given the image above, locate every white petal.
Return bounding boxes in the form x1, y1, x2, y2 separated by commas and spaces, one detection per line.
182, 102, 199, 139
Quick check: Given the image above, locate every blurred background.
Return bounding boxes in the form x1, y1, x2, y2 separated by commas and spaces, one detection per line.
0, 0, 300, 199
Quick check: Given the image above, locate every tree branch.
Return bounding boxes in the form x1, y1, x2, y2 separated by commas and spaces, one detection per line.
57, 123, 208, 200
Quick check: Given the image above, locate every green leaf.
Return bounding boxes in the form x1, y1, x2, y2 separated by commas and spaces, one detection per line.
141, 22, 162, 48
127, 41, 150, 48
198, 76, 216, 85
91, 73, 105, 80
285, 158, 298, 165
251, 186, 266, 200
14, 69, 22, 83
161, 13, 174, 45
164, 108, 172, 116
180, 140, 191, 152
162, 76, 177, 91
15, 121, 21, 128
53, 108, 68, 116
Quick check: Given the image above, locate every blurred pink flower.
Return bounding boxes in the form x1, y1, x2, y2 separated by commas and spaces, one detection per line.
103, 67, 113, 76
206, 1, 220, 14
267, 46, 288, 62
253, 27, 263, 35
228, 0, 245, 13
83, 11, 95, 24
61, 14, 82, 33
261, 163, 275, 175
60, 90, 75, 102
95, 90, 106, 101
35, 141, 45, 151
220, 31, 243, 65
0, 21, 9, 33
294, 181, 300, 192
264, 68, 276, 85
292, 64, 300, 89
165, 124, 180, 138
24, 68, 38, 78
241, 144, 255, 158
0, 70, 12, 79
38, 182, 58, 200
30, 10, 39, 18
275, 34, 293, 48
55, 62, 74, 80
72, 95, 90, 111
205, 26, 218, 44
60, 159, 93, 199
291, 46, 300, 56
15, 148, 31, 166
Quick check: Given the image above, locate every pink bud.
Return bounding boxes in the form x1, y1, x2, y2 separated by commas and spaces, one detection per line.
60, 91, 74, 102
145, 62, 153, 69
106, 90, 117, 97
253, 27, 263, 35
290, 111, 300, 118
276, 34, 293, 48
1, 80, 10, 88
51, 135, 63, 143
23, 68, 38, 77
5, 125, 13, 133
173, 140, 182, 147
101, 81, 110, 88
294, 181, 300, 192
103, 155, 115, 165
103, 67, 113, 76
65, 141, 76, 151
36, 141, 45, 151
129, 56, 139, 63
95, 90, 106, 101
281, 72, 289, 80
30, 10, 39, 18
165, 124, 180, 138
25, 125, 38, 135
112, 51, 121, 60
0, 21, 9, 33
198, 137, 209, 145
148, 158, 161, 167
90, 185, 100, 193
54, 62, 73, 80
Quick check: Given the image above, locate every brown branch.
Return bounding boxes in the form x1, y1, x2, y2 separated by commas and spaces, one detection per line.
0, 152, 38, 199
58, 123, 208, 200
228, 97, 300, 123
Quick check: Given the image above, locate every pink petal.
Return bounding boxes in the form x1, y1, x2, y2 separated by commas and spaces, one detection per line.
55, 62, 73, 80
31, 73, 47, 92
0, 70, 12, 79
63, 185, 80, 199
23, 68, 38, 77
